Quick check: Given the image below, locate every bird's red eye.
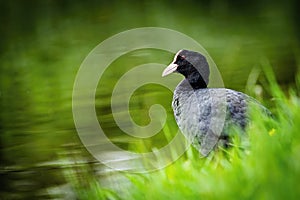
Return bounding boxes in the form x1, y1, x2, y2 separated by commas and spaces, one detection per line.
181, 55, 186, 59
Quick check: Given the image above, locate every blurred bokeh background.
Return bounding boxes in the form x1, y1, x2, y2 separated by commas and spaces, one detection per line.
1, 0, 299, 199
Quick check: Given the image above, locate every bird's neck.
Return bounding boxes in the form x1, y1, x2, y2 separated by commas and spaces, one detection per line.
186, 71, 207, 90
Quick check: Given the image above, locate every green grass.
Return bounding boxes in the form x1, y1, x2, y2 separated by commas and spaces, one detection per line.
67, 67, 300, 200
1, 2, 299, 199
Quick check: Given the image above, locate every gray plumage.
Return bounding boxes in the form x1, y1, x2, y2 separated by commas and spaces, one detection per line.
162, 49, 271, 156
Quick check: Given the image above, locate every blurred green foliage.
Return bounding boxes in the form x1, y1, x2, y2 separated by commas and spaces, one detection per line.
0, 0, 299, 199
72, 68, 300, 200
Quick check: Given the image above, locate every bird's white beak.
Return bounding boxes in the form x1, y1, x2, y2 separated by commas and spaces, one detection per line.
162, 63, 178, 77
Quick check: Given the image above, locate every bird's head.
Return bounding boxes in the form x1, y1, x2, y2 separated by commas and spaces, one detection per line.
162, 49, 210, 89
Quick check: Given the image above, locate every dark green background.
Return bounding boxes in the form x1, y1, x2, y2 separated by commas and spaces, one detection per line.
0, 0, 299, 199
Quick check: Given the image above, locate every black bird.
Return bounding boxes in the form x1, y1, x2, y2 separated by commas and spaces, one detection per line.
162, 49, 271, 156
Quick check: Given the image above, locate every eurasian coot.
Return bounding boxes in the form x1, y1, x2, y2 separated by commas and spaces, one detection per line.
162, 49, 271, 156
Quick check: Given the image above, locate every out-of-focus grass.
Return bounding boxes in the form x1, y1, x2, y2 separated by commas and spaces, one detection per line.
1, 1, 299, 198
69, 68, 300, 200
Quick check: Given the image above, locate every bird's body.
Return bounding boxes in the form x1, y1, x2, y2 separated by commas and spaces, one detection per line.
162, 49, 271, 156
